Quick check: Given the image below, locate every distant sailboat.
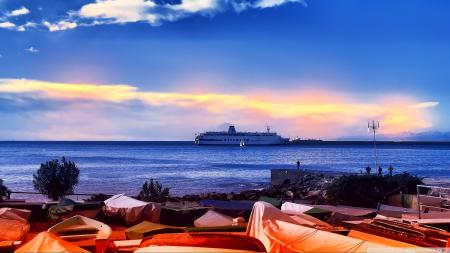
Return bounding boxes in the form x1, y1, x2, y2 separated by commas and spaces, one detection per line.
240, 139, 246, 147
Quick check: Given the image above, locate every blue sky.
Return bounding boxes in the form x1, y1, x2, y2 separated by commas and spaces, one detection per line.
0, 0, 449, 140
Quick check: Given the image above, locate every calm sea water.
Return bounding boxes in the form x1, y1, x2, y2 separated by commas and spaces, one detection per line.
0, 141, 449, 200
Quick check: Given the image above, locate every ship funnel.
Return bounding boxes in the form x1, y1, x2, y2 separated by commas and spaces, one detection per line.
228, 125, 236, 134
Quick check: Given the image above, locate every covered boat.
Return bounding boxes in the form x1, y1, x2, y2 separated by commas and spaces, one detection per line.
0, 208, 30, 242
247, 201, 431, 252
135, 246, 259, 252
47, 215, 111, 253
125, 221, 184, 240
281, 201, 332, 220
159, 206, 210, 227
199, 199, 254, 218
351, 217, 450, 248
138, 232, 266, 252
15, 231, 89, 253
104, 194, 161, 224
193, 210, 235, 227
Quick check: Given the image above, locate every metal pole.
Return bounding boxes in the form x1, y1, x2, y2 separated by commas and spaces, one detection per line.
417, 185, 421, 219
373, 127, 378, 168
368, 121, 379, 169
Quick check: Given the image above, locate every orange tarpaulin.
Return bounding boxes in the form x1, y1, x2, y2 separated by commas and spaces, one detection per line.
0, 208, 31, 241
135, 246, 258, 252
348, 230, 421, 248
15, 232, 89, 253
139, 233, 266, 252
0, 218, 30, 241
246, 201, 433, 253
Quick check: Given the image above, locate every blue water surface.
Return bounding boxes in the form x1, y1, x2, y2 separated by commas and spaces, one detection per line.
0, 141, 449, 200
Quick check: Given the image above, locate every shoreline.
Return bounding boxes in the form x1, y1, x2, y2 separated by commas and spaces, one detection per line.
8, 169, 447, 203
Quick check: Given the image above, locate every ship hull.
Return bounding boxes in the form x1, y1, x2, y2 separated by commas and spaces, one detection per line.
195, 135, 288, 145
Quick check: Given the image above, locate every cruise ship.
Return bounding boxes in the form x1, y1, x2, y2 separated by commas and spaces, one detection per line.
195, 125, 289, 145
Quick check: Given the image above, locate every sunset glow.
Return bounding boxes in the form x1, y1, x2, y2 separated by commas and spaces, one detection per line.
0, 78, 438, 140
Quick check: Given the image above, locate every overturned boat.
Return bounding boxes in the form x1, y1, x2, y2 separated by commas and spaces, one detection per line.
47, 215, 112, 253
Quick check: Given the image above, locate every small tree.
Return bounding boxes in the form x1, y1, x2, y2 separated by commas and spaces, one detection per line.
33, 157, 80, 201
138, 178, 170, 202
0, 179, 11, 201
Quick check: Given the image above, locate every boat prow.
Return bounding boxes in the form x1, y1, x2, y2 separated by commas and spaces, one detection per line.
48, 215, 112, 241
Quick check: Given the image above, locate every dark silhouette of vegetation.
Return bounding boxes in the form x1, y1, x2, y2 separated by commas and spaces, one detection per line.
0, 179, 11, 201
33, 157, 80, 201
326, 172, 424, 208
86, 193, 110, 202
138, 178, 170, 202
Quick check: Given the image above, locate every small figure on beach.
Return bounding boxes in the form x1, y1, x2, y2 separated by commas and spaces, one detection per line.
296, 160, 300, 170
365, 165, 371, 174
378, 166, 383, 176
388, 165, 394, 176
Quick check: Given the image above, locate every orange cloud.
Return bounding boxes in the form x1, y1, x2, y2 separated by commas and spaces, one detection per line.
0, 78, 438, 139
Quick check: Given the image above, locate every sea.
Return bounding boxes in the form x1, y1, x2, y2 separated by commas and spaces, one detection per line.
0, 141, 449, 201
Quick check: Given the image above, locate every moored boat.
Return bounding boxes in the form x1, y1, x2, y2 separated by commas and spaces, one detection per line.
351, 217, 450, 248
137, 232, 266, 252
47, 215, 112, 253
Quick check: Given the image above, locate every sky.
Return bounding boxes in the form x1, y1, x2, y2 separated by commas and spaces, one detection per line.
0, 0, 449, 141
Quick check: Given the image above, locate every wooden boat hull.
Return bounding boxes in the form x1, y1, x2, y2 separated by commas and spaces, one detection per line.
48, 215, 112, 253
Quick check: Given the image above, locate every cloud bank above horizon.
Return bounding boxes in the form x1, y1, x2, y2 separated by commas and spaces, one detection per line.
0, 0, 307, 32
0, 78, 438, 140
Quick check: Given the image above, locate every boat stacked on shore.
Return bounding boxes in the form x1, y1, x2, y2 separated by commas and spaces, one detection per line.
0, 192, 448, 253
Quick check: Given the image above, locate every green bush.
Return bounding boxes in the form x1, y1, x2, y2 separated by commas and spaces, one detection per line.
0, 179, 11, 201
33, 157, 80, 201
86, 193, 110, 202
138, 178, 170, 202
326, 172, 423, 208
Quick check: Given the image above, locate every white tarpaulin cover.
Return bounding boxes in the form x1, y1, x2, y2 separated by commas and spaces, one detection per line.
280, 202, 333, 228
194, 210, 234, 227
247, 202, 431, 253
281, 202, 314, 215
104, 194, 161, 224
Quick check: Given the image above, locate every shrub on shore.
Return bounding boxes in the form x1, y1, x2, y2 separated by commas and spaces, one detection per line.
86, 193, 110, 202
33, 157, 80, 201
0, 179, 11, 201
138, 178, 170, 202
326, 172, 424, 208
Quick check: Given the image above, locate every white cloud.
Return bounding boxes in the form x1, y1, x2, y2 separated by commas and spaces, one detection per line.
0, 21, 15, 29
0, 0, 307, 32
8, 6, 30, 17
74, 0, 306, 27
24, 22, 37, 27
79, 0, 157, 23
254, 0, 306, 8
43, 20, 77, 32
170, 0, 219, 13
0, 54, 3, 58
16, 25, 25, 32
24, 46, 39, 53
408, 102, 439, 109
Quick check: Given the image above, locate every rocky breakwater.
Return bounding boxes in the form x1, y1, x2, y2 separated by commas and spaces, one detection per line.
179, 170, 338, 204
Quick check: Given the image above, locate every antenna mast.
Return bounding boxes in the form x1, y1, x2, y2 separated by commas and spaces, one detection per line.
368, 120, 380, 168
